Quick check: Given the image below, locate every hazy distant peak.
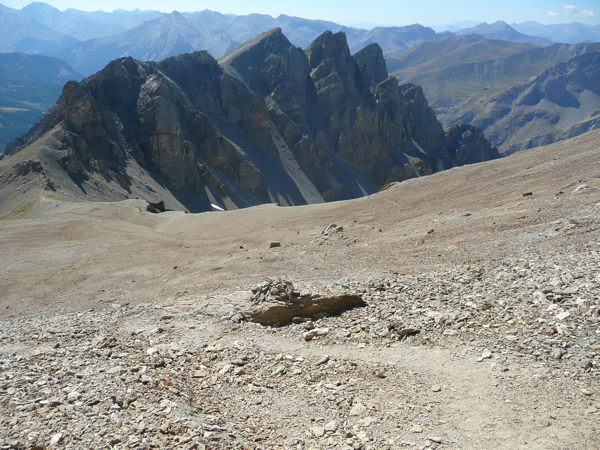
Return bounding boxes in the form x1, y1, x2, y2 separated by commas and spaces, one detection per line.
23, 2, 60, 11
463, 21, 513, 32
382, 23, 429, 31
168, 11, 185, 19
0, 4, 79, 53
512, 21, 600, 44
457, 20, 553, 46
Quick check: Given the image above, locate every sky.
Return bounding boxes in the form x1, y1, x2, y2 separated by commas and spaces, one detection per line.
2, 0, 599, 27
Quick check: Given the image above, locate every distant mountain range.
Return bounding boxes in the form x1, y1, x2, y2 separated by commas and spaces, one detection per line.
49, 11, 448, 76
441, 52, 600, 153
0, 2, 599, 155
0, 3, 453, 75
0, 52, 80, 152
1, 2, 598, 76
389, 36, 600, 108
2, 3, 599, 60
3, 3, 597, 77
512, 21, 600, 44
387, 35, 539, 107
19, 2, 162, 41
0, 4, 77, 53
387, 34, 600, 151
437, 20, 600, 43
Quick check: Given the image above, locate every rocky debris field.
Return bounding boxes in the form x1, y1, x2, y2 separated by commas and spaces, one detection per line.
1, 131, 600, 448
1, 238, 599, 449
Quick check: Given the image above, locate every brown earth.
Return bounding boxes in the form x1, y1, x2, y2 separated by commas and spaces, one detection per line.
1, 130, 598, 316
0, 130, 599, 448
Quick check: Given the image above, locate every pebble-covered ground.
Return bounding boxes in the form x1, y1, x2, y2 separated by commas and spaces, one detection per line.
2, 237, 599, 448
1, 132, 599, 448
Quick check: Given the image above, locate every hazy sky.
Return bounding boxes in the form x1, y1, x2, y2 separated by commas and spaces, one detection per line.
2, 0, 599, 26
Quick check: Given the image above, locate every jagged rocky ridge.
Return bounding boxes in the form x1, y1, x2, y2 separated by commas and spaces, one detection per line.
3, 28, 498, 211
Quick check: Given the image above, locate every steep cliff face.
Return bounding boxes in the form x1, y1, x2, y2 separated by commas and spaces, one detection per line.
2, 28, 499, 211
220, 29, 498, 200
4, 55, 271, 210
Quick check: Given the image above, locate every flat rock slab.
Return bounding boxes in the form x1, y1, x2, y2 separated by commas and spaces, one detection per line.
209, 289, 365, 326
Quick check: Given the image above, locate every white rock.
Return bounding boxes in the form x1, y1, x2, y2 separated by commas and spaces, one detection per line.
359, 416, 376, 427
350, 401, 367, 416
356, 431, 369, 441
303, 327, 329, 341
272, 366, 286, 376
49, 432, 63, 446
324, 420, 338, 432
67, 391, 80, 403
312, 425, 325, 437
218, 364, 232, 375
316, 355, 330, 366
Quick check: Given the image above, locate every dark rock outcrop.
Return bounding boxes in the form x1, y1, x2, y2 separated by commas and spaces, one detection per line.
3, 29, 499, 211
146, 200, 169, 213
354, 43, 388, 88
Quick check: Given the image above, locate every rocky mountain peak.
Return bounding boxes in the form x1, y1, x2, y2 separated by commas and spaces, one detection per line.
219, 27, 314, 125
305, 31, 365, 111
168, 10, 186, 21
158, 51, 222, 83
220, 28, 293, 69
305, 31, 352, 70
219, 28, 307, 96
22, 1, 60, 17
2, 28, 498, 212
354, 43, 388, 87
156, 51, 224, 115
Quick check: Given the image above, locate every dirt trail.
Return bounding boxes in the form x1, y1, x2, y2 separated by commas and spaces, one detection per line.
110, 299, 598, 448
201, 321, 597, 448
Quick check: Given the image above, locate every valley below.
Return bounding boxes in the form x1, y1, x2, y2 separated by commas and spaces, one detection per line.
1, 130, 599, 448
